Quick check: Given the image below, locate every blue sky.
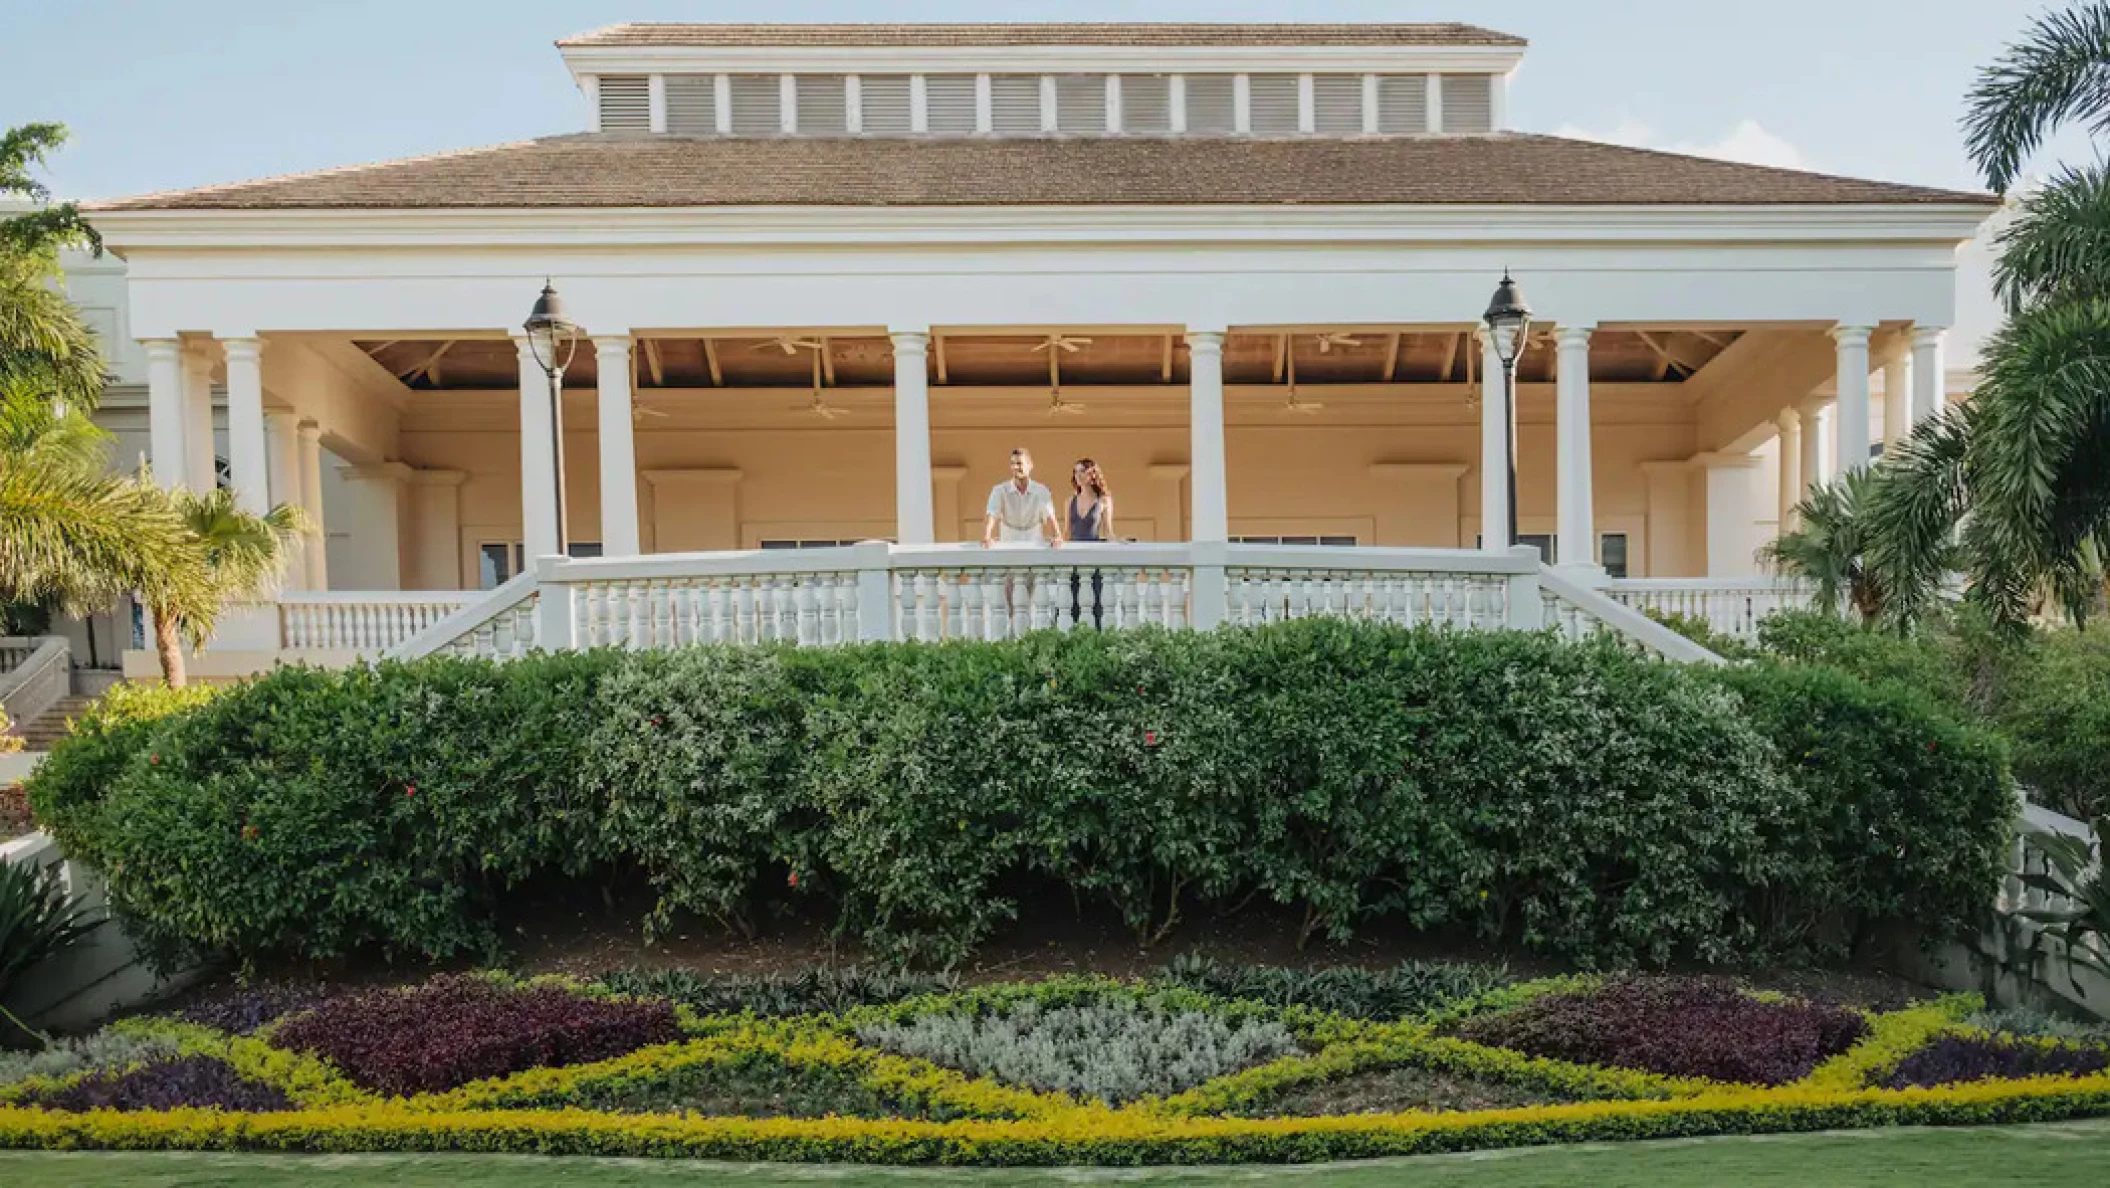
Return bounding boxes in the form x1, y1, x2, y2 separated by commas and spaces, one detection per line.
2, 0, 2071, 200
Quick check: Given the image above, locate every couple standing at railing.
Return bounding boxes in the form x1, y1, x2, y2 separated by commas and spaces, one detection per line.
980, 447, 1115, 627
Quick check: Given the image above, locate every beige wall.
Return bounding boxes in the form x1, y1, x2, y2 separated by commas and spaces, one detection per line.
390, 380, 1716, 589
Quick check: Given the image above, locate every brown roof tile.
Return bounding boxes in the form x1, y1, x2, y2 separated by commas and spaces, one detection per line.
88, 134, 1994, 213
557, 23, 1527, 49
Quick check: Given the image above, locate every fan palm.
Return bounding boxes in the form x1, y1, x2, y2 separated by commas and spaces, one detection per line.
142, 486, 308, 688
1760, 470, 1894, 624
1859, 4, 2110, 628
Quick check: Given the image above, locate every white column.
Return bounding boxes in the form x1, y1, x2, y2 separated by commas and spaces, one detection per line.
1702, 454, 1761, 577
181, 344, 216, 492
1882, 354, 1910, 453
1554, 325, 1596, 573
296, 420, 329, 589
593, 335, 641, 557
339, 463, 408, 589
516, 336, 561, 561
143, 339, 187, 490
890, 330, 934, 545
1775, 409, 1802, 533
222, 337, 270, 515
1911, 326, 1947, 426
1479, 332, 1510, 549
265, 411, 306, 590
1799, 402, 1825, 495
1187, 329, 1229, 542
1831, 325, 1874, 475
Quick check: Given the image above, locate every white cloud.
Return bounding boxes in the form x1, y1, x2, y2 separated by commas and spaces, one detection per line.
1552, 117, 1812, 172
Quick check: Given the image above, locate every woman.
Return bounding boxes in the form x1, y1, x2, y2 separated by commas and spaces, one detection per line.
1068, 459, 1114, 627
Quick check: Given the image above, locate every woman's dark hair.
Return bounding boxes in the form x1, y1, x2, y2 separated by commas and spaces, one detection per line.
1072, 458, 1110, 497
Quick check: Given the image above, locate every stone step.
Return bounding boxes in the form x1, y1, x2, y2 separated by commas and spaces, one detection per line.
8, 697, 100, 751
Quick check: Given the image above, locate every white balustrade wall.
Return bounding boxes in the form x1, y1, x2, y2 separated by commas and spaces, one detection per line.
1604, 578, 1812, 641
279, 593, 476, 652
386, 542, 1717, 663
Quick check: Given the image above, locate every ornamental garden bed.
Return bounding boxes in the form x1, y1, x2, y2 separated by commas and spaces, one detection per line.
3, 966, 2108, 1165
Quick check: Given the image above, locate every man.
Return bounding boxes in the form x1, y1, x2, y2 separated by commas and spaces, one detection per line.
982, 447, 1064, 548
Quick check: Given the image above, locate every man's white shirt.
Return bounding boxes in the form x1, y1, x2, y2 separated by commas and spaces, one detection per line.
986, 480, 1054, 543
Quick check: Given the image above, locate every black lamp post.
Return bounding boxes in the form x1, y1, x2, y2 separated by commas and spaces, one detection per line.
523, 280, 580, 555
1481, 270, 1533, 551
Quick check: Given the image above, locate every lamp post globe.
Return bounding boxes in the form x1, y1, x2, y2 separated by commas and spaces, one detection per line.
523, 279, 579, 555
1481, 271, 1533, 551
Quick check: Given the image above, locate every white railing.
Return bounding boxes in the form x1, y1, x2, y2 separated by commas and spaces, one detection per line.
386, 542, 1717, 663
278, 592, 477, 652
0, 635, 71, 738
1605, 577, 1813, 641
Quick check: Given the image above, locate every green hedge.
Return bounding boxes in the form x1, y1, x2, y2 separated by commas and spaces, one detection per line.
28, 621, 2014, 970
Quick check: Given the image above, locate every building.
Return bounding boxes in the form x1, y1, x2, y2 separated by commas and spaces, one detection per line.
70, 22, 1997, 674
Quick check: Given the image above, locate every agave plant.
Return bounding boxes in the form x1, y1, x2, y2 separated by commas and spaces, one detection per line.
0, 860, 99, 1043
2007, 816, 2110, 996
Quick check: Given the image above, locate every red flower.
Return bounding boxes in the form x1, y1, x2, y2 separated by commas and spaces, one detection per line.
787, 871, 800, 888
1926, 742, 1938, 753
650, 716, 663, 728
149, 754, 160, 765
1135, 686, 1145, 694
1144, 730, 1160, 747
405, 784, 417, 798
241, 824, 260, 842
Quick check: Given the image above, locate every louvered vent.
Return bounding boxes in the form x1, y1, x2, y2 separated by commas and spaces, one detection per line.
990, 74, 1041, 134
597, 75, 650, 133
1441, 74, 1495, 133
664, 74, 718, 135
1121, 75, 1172, 133
1248, 74, 1300, 134
861, 75, 912, 135
1054, 75, 1107, 134
1311, 74, 1363, 134
795, 75, 847, 135
926, 74, 977, 134
728, 74, 781, 135
1185, 75, 1236, 133
1376, 75, 1429, 134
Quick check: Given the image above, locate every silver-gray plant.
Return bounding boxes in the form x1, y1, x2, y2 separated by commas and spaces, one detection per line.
0, 1029, 178, 1089
857, 998, 1299, 1104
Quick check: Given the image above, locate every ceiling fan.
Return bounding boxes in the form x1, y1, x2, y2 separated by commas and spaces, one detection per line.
1282, 340, 1325, 414
1045, 386, 1087, 417
756, 335, 827, 355
1311, 332, 1362, 353
794, 349, 850, 420
1029, 333, 1093, 353
630, 399, 669, 425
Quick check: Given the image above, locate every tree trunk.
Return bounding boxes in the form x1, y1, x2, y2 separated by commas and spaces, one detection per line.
152, 609, 186, 688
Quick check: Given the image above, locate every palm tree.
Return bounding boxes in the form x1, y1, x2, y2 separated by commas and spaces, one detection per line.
1761, 470, 1898, 624
143, 486, 308, 688
1860, 4, 2110, 627
1, 123, 105, 413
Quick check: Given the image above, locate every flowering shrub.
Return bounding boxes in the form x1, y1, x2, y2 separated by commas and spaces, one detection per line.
1453, 977, 1868, 1086
23, 1055, 291, 1112
1884, 1035, 2110, 1089
268, 975, 680, 1096
857, 996, 1301, 1104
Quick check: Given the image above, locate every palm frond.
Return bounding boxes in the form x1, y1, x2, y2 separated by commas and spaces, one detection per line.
1995, 163, 2110, 308
1863, 409, 1971, 629
1964, 1, 2110, 192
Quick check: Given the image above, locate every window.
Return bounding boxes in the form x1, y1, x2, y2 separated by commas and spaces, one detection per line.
926, 74, 978, 133
1232, 535, 1359, 546
990, 74, 1041, 133
596, 75, 649, 132
1440, 74, 1494, 133
478, 542, 603, 590
1311, 74, 1363, 133
664, 74, 717, 134
1184, 75, 1236, 132
758, 539, 864, 550
1599, 532, 1630, 579
728, 74, 781, 135
860, 74, 912, 134
794, 75, 847, 135
1247, 74, 1300, 134
1376, 74, 1429, 133
1121, 75, 1172, 133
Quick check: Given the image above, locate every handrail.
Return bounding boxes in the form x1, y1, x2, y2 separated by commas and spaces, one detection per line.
279, 591, 478, 606
0, 635, 71, 738
1539, 569, 1726, 665
384, 571, 541, 661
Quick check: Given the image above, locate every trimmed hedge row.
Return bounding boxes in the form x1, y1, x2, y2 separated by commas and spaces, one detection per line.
27, 621, 2014, 969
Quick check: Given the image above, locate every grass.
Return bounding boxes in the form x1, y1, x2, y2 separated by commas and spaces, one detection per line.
5, 1120, 2110, 1186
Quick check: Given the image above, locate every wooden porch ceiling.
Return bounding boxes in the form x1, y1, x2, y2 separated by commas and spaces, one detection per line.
354, 328, 1741, 392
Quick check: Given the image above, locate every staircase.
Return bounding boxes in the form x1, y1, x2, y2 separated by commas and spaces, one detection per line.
8, 696, 95, 752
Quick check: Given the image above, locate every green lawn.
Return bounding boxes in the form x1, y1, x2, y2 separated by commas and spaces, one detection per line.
7, 1121, 2110, 1187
